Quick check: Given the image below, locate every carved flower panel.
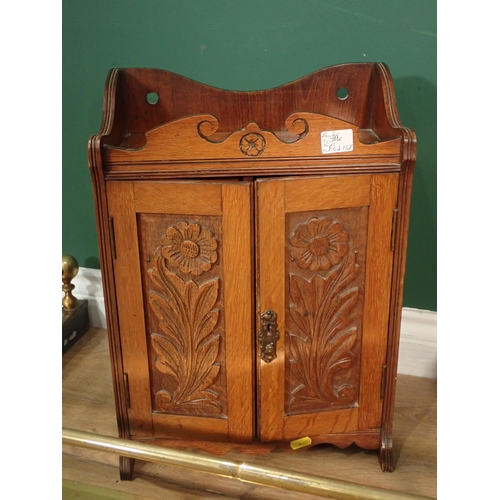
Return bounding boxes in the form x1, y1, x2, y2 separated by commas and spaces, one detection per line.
290, 217, 349, 271
161, 221, 218, 276
137, 214, 227, 418
285, 208, 368, 416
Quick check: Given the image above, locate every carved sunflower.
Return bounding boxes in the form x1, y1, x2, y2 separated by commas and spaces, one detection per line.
161, 222, 217, 276
290, 218, 348, 271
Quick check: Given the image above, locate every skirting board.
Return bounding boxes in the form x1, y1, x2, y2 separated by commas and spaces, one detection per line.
69, 267, 437, 379
67, 267, 107, 332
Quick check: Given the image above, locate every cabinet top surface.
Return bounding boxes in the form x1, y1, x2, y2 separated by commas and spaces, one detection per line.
89, 63, 416, 177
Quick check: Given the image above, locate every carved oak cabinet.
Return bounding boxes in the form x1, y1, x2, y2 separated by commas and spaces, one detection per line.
88, 63, 416, 478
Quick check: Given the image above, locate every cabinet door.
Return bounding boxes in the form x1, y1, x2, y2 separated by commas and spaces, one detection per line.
256, 174, 399, 442
107, 180, 254, 443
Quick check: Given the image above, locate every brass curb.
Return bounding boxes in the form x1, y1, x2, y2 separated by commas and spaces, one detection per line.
63, 428, 434, 500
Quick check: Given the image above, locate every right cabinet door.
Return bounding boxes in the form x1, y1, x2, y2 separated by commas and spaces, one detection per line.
256, 173, 399, 442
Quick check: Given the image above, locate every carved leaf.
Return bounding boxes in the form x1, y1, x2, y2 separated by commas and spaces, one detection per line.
155, 390, 173, 411
149, 252, 222, 414
197, 311, 219, 344
288, 247, 359, 411
188, 279, 219, 344
321, 327, 357, 382
179, 335, 220, 402
149, 292, 186, 349
151, 332, 182, 382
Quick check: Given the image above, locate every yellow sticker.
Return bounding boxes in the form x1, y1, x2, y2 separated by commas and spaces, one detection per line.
290, 437, 312, 450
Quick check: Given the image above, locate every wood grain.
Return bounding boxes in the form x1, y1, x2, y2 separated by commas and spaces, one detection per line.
285, 174, 371, 212
95, 64, 400, 146
283, 408, 358, 438
134, 181, 222, 215
221, 183, 254, 442
88, 135, 132, 446
358, 173, 399, 430
377, 75, 417, 469
102, 112, 401, 164
105, 157, 402, 181
152, 413, 228, 441
255, 179, 286, 442
106, 181, 153, 437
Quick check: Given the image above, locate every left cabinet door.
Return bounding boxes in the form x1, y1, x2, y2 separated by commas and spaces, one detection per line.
106, 180, 254, 443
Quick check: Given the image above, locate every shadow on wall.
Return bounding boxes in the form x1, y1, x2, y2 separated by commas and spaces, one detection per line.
85, 256, 100, 268
393, 76, 437, 312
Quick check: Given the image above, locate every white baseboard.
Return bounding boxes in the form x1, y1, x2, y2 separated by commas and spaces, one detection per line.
72, 268, 436, 379
398, 307, 437, 379
68, 267, 107, 329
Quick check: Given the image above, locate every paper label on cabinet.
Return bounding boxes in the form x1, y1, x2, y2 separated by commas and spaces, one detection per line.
290, 437, 312, 450
321, 129, 354, 154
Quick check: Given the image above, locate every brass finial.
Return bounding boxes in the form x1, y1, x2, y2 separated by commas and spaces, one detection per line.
62, 254, 79, 310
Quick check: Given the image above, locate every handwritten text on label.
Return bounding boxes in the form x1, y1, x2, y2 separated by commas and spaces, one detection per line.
321, 129, 354, 154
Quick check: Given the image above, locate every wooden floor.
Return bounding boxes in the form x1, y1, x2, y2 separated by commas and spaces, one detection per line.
62, 328, 437, 499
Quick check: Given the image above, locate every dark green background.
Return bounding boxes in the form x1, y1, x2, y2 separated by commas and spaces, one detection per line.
63, 0, 436, 311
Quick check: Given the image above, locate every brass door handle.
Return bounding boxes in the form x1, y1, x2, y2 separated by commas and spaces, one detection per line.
259, 310, 279, 363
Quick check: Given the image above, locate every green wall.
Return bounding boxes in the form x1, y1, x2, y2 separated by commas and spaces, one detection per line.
63, 0, 436, 311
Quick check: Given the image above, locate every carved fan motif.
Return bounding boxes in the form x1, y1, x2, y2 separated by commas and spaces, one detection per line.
148, 251, 222, 415
288, 218, 359, 413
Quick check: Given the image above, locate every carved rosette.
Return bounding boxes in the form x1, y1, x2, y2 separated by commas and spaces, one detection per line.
239, 133, 266, 156
147, 221, 223, 416
287, 217, 359, 413
161, 222, 217, 276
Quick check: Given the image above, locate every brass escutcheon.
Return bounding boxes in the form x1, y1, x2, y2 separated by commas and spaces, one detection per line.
259, 310, 279, 363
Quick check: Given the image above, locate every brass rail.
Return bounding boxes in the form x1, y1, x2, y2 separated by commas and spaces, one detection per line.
62, 428, 433, 500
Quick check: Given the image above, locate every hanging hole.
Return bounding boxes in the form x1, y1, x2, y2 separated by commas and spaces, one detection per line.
337, 87, 349, 100
147, 92, 159, 104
